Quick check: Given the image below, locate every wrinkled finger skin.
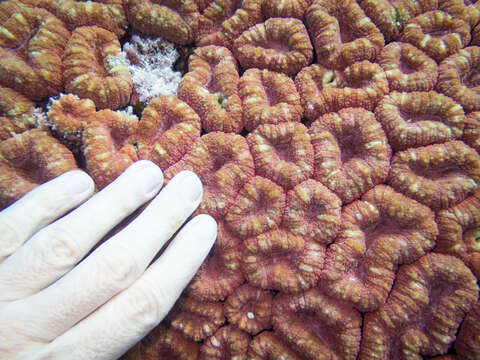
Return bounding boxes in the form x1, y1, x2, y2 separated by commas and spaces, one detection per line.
0, 161, 217, 360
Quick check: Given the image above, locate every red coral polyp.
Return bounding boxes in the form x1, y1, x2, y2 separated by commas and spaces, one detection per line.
295, 61, 389, 119
0, 2, 70, 101
134, 96, 201, 170
436, 46, 480, 112
239, 68, 303, 132
388, 140, 480, 210
247, 122, 314, 190
359, 253, 479, 360
378, 42, 438, 92
242, 229, 324, 293
400, 10, 471, 62
309, 107, 391, 204
233, 17, 313, 76
224, 284, 273, 335
305, 0, 384, 70
82, 110, 138, 189
165, 132, 255, 219
63, 26, 133, 110
321, 185, 438, 312
283, 179, 342, 244
225, 176, 285, 239
375, 91, 465, 151
272, 288, 362, 360
178, 45, 243, 133
0, 130, 78, 209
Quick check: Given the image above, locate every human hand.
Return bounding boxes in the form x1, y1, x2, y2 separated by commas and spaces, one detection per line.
0, 160, 217, 359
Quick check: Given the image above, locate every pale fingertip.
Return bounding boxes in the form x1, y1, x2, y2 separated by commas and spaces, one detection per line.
60, 170, 95, 197
189, 214, 218, 250
122, 160, 164, 196
171, 170, 203, 203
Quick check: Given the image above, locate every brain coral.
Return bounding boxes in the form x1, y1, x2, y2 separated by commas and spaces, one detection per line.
2, 1, 480, 359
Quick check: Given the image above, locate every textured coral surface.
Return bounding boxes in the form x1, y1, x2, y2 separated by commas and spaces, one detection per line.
2, 0, 480, 358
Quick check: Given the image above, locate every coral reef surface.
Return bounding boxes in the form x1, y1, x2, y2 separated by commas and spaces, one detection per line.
1, 0, 480, 358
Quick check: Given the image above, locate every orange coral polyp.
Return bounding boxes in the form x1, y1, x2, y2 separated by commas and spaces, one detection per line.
295, 61, 389, 119
435, 190, 480, 279
247, 122, 314, 190
125, 0, 197, 45
225, 176, 285, 239
47, 94, 97, 143
262, 0, 313, 19
309, 107, 391, 204
187, 243, 244, 301
242, 229, 324, 293
0, 129, 78, 209
400, 10, 471, 62
455, 301, 480, 360
63, 26, 133, 110
239, 68, 303, 132
134, 96, 201, 170
388, 140, 480, 210
233, 17, 313, 76
272, 288, 362, 360
170, 297, 225, 342
463, 112, 480, 153
321, 185, 438, 311
375, 91, 466, 151
199, 325, 249, 360
224, 284, 273, 335
284, 179, 341, 245
178, 45, 243, 133
359, 253, 479, 360
82, 109, 138, 189
305, 0, 385, 70
23, 0, 128, 37
378, 42, 438, 92
248, 332, 301, 360
164, 132, 255, 219
0, 86, 36, 141
194, 0, 263, 49
436, 46, 480, 112
0, 2, 70, 101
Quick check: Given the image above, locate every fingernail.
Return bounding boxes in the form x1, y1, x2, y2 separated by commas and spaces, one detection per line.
64, 170, 94, 194
176, 171, 203, 202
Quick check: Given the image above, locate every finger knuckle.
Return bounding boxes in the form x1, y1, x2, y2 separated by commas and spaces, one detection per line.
36, 226, 82, 270
123, 285, 161, 332
97, 248, 140, 290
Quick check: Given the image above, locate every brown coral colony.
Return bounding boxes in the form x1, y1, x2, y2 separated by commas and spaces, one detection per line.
2, 0, 480, 359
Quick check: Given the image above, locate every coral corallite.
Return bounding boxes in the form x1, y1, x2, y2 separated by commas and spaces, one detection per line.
3, 1, 480, 358
63, 26, 133, 110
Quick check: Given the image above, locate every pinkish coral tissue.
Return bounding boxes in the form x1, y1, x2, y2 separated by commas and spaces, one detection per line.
1, 0, 480, 359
